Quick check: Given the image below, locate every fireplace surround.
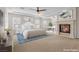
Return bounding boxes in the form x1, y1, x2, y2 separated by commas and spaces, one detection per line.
59, 24, 70, 33
56, 19, 76, 38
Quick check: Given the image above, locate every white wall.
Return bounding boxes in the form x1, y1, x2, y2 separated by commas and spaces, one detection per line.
0, 7, 5, 27
8, 13, 50, 31
0, 10, 3, 26
76, 8, 79, 38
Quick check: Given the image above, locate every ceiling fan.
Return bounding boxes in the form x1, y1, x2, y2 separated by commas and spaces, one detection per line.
36, 7, 46, 13
29, 7, 46, 14
20, 7, 46, 13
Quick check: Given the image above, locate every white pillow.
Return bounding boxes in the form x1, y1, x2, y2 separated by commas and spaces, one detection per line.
23, 30, 28, 39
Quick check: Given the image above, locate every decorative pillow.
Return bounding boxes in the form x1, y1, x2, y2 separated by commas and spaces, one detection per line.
17, 33, 25, 44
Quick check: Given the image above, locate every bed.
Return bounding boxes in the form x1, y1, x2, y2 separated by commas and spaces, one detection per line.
23, 29, 46, 39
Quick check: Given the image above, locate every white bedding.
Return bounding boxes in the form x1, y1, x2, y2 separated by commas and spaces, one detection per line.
23, 29, 46, 39
14, 22, 46, 40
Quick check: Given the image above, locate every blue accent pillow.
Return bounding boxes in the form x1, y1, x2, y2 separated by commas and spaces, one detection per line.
17, 33, 25, 44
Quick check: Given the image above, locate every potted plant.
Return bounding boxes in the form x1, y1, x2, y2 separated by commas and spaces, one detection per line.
48, 22, 53, 27
48, 22, 53, 30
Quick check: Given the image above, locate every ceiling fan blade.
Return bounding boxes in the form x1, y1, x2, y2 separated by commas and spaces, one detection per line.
39, 9, 46, 11
29, 8, 35, 10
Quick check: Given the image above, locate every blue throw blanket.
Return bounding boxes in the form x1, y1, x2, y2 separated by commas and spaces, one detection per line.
17, 33, 25, 44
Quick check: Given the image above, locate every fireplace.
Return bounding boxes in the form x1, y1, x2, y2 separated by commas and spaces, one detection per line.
59, 24, 70, 33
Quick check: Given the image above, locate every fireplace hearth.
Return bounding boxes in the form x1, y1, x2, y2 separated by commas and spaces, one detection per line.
59, 24, 70, 33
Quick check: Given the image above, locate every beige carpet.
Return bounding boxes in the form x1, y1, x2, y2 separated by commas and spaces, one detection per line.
13, 35, 79, 52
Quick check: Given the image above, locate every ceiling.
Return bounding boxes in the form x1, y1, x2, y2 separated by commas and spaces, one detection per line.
7, 7, 75, 17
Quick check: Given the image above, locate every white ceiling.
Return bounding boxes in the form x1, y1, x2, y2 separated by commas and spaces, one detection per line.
7, 7, 75, 17
40, 7, 74, 16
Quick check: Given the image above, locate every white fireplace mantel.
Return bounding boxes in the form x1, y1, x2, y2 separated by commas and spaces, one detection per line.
56, 19, 76, 38
57, 18, 76, 22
